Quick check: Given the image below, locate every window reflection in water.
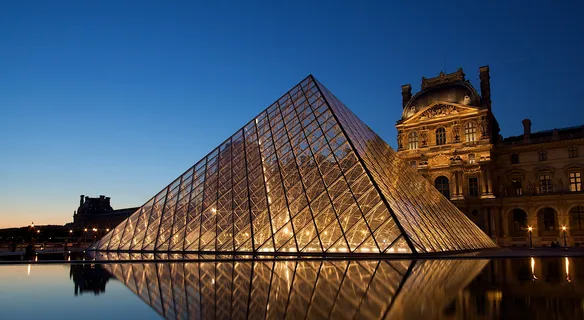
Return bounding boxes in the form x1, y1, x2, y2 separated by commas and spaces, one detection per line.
464, 257, 584, 319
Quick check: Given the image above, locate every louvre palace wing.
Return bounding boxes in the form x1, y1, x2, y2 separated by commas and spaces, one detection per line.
101, 258, 488, 320
89, 75, 496, 254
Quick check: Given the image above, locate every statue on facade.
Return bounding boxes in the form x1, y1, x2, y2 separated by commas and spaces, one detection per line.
480, 116, 489, 138
420, 130, 428, 147
397, 130, 404, 150
452, 125, 460, 142
419, 154, 428, 165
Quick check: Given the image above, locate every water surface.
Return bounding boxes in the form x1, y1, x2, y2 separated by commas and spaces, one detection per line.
0, 257, 582, 319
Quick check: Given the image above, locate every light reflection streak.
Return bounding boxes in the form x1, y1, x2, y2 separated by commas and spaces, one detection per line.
531, 257, 538, 280
566, 257, 571, 282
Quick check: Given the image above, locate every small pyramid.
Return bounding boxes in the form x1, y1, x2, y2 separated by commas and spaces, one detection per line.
90, 75, 496, 254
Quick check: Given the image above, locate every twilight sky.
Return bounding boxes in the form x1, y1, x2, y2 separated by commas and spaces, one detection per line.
1, 1, 583, 228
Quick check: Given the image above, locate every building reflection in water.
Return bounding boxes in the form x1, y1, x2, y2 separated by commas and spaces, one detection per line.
101, 258, 487, 319
69, 264, 112, 296
464, 257, 584, 319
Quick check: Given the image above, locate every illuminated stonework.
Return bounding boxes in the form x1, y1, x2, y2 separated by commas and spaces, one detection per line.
90, 75, 496, 254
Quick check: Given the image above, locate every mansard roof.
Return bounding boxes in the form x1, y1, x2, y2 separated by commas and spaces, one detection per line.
401, 69, 482, 121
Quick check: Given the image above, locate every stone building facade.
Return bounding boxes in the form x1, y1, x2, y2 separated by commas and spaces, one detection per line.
72, 195, 138, 230
395, 66, 584, 247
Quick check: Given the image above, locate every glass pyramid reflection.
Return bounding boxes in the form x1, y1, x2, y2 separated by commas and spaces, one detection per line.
89, 75, 496, 254
99, 256, 488, 320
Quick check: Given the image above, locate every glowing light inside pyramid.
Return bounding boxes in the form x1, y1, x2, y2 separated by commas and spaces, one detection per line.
90, 75, 496, 254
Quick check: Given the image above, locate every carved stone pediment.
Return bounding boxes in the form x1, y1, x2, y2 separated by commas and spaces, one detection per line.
418, 104, 460, 120
429, 153, 450, 167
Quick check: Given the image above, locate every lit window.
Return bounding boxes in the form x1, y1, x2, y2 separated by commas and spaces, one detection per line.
468, 177, 479, 197
539, 150, 547, 161
468, 154, 476, 164
539, 174, 552, 193
434, 176, 450, 198
435, 127, 446, 145
569, 172, 582, 192
464, 122, 477, 142
569, 147, 578, 158
511, 153, 519, 164
408, 132, 418, 150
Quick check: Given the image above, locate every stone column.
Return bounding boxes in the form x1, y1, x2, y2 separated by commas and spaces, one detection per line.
501, 207, 509, 238
528, 209, 539, 242
486, 169, 493, 193
449, 174, 456, 199
454, 171, 460, 196
489, 207, 497, 239
480, 170, 487, 195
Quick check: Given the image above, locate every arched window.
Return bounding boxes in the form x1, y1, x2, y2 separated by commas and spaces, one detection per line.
538, 150, 547, 161
538, 207, 557, 232
512, 209, 528, 233
568, 146, 578, 158
408, 132, 418, 150
464, 122, 477, 142
570, 206, 584, 231
434, 176, 450, 198
435, 127, 446, 145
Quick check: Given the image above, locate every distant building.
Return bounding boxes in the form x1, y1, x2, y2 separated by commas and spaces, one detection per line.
396, 66, 584, 247
73, 195, 138, 230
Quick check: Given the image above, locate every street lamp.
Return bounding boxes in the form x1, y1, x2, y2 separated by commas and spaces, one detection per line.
528, 226, 533, 248
562, 226, 567, 247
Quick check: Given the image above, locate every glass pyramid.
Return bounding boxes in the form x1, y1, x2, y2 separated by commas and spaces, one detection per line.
101, 258, 488, 319
90, 75, 496, 254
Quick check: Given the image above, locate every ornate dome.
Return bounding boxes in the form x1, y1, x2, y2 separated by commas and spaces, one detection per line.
402, 82, 480, 120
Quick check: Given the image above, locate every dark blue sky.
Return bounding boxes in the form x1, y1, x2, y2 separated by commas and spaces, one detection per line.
1, 1, 583, 227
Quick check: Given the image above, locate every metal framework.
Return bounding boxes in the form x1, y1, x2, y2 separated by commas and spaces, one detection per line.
102, 257, 488, 319
89, 75, 496, 254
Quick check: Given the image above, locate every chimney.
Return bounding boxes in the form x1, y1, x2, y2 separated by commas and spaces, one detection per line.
479, 66, 491, 110
522, 119, 531, 142
80, 195, 84, 207
99, 195, 105, 209
401, 84, 412, 108
105, 197, 112, 209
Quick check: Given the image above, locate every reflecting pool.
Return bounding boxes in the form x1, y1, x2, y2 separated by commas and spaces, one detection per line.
1, 257, 583, 319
